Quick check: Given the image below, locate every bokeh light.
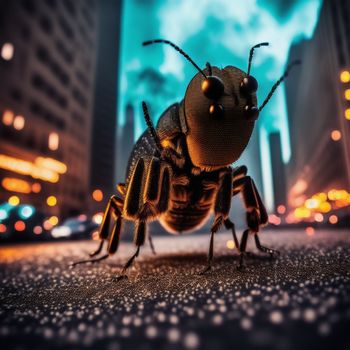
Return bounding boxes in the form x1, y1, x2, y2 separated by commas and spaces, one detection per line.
331, 130, 341, 141
46, 196, 57, 207
8, 195, 20, 206
14, 220, 26, 231
226, 240, 236, 250
92, 189, 103, 202
340, 70, 350, 83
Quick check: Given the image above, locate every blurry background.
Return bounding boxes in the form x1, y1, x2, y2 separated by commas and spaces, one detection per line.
0, 0, 349, 242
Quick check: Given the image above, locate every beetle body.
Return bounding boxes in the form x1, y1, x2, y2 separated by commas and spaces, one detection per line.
73, 40, 299, 274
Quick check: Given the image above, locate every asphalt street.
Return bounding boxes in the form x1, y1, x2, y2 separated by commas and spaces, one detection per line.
0, 229, 350, 350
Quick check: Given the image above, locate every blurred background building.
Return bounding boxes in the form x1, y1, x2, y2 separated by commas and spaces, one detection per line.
90, 0, 121, 212
284, 0, 350, 224
0, 0, 121, 235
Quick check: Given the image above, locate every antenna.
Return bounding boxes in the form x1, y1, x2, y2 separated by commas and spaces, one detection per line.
141, 101, 163, 155
259, 60, 301, 112
143, 39, 207, 79
247, 42, 269, 75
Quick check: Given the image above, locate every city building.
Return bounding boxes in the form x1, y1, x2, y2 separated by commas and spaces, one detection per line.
116, 102, 135, 184
0, 0, 98, 219
90, 0, 122, 212
269, 132, 286, 213
285, 0, 350, 222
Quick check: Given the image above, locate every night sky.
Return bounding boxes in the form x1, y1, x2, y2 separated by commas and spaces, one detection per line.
118, 0, 322, 208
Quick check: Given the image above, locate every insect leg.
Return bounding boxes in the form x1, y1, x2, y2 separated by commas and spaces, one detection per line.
72, 196, 123, 266
143, 157, 172, 253
116, 220, 145, 281
223, 218, 240, 253
200, 169, 233, 274
89, 195, 123, 257
233, 175, 279, 264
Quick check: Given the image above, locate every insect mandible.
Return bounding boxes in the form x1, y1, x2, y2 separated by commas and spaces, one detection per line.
73, 39, 300, 277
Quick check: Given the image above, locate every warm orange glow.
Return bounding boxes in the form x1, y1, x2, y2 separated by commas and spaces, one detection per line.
1, 42, 14, 60
92, 212, 103, 224
345, 89, 350, 100
33, 226, 43, 235
43, 220, 53, 231
48, 132, 59, 151
290, 179, 307, 195
340, 70, 350, 83
92, 230, 99, 240
161, 139, 171, 148
277, 205, 286, 214
0, 224, 6, 233
46, 196, 57, 206
8, 195, 20, 206
13, 115, 25, 130
314, 213, 324, 222
2, 177, 31, 193
226, 240, 236, 250
268, 214, 281, 225
305, 226, 315, 236
31, 183, 41, 193
0, 154, 60, 183
345, 109, 350, 120
319, 202, 331, 213
294, 207, 311, 219
35, 157, 67, 174
329, 215, 338, 224
92, 189, 103, 202
48, 216, 59, 226
331, 130, 341, 141
2, 110, 14, 125
14, 220, 25, 231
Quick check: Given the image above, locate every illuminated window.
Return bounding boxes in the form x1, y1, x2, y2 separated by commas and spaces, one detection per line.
1, 42, 14, 61
2, 110, 14, 125
345, 89, 350, 100
48, 132, 59, 150
13, 115, 25, 130
331, 130, 341, 141
345, 109, 350, 120
340, 70, 350, 83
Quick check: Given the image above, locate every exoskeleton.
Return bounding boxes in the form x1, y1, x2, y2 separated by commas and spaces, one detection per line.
73, 39, 299, 277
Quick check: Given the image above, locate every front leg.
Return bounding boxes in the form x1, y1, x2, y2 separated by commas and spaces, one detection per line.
233, 175, 279, 268
200, 169, 233, 274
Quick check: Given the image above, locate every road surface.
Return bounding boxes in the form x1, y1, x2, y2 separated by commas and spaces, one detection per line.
1, 229, 350, 349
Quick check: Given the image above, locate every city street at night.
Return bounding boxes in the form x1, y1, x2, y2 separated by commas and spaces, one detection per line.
1, 229, 350, 349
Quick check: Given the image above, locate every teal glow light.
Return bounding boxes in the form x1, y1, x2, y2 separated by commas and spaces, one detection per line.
0, 209, 8, 221
18, 205, 35, 220
119, 0, 322, 210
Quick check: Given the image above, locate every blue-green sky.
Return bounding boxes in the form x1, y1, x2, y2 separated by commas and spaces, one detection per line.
118, 0, 322, 210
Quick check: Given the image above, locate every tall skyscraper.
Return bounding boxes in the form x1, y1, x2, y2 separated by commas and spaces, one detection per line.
116, 102, 135, 183
285, 0, 350, 218
0, 0, 98, 218
269, 132, 286, 212
90, 0, 122, 211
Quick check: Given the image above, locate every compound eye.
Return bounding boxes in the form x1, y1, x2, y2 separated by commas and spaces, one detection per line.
240, 75, 258, 95
244, 105, 259, 121
201, 76, 224, 100
209, 103, 224, 119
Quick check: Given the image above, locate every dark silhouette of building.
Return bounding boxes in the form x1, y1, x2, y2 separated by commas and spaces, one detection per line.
116, 102, 135, 183
285, 0, 350, 214
90, 0, 122, 211
0, 0, 99, 218
269, 132, 286, 212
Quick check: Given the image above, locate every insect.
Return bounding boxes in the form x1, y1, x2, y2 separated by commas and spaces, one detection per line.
73, 39, 299, 277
